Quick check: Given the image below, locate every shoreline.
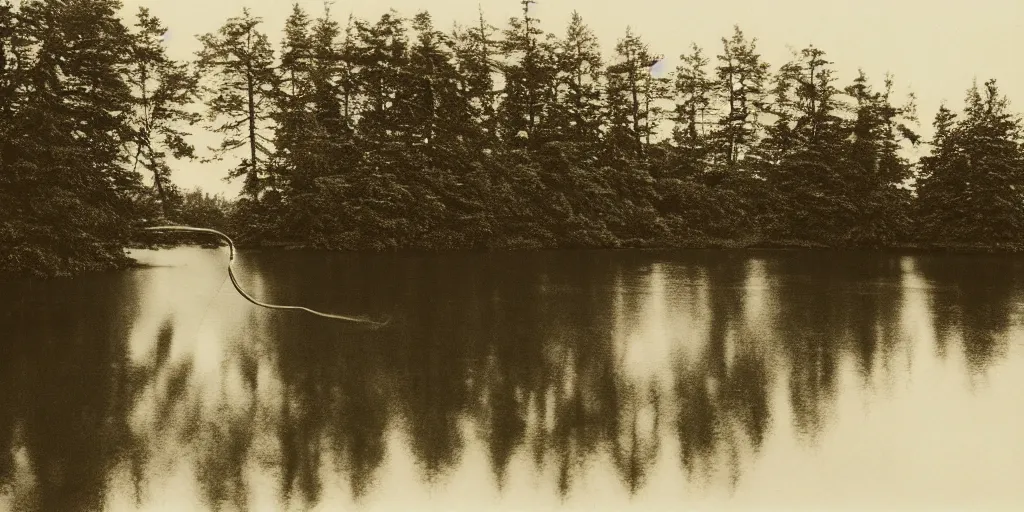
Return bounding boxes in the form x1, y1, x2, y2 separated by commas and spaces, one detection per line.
5, 239, 1020, 281
133, 238, 1024, 256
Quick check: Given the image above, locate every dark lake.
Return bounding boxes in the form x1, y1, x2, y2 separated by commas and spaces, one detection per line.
2, 247, 1024, 511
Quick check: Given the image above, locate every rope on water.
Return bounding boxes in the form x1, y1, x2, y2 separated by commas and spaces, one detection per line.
143, 225, 389, 327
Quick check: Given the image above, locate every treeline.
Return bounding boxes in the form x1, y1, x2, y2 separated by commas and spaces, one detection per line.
2, 0, 1024, 277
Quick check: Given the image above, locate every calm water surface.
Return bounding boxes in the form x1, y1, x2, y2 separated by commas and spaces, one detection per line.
2, 248, 1024, 511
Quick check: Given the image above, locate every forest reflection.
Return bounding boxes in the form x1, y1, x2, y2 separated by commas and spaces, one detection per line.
1, 249, 1023, 511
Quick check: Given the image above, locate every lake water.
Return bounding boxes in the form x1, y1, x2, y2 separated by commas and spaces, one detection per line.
2, 247, 1024, 511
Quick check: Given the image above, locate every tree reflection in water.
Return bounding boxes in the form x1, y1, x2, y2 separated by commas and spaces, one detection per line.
2, 248, 1024, 510
0, 273, 142, 512
671, 254, 771, 490
915, 254, 1022, 376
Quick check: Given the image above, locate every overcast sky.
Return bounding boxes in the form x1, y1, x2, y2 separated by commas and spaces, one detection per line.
119, 0, 1024, 197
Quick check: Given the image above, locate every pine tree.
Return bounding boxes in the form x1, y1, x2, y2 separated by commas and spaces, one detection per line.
407, 11, 451, 149
783, 47, 845, 148
496, 0, 556, 148
451, 6, 499, 149
352, 11, 410, 145
714, 26, 769, 167
671, 43, 717, 175
0, 0, 17, 157
126, 7, 201, 218
0, 0, 13, 113
641, 52, 672, 148
916, 79, 1024, 248
552, 11, 603, 152
308, 7, 357, 165
759, 46, 851, 243
195, 8, 277, 200
279, 4, 313, 101
844, 71, 919, 245
913, 104, 958, 239
338, 14, 359, 134
1, 0, 141, 276
272, 4, 314, 190
266, 3, 321, 242
604, 27, 666, 159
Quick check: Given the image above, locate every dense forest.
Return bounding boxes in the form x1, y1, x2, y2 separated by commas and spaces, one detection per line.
2, 0, 1024, 277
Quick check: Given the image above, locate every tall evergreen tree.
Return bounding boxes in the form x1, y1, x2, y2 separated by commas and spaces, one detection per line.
195, 8, 277, 200
0, 0, 14, 114
778, 47, 845, 149
278, 4, 313, 102
272, 4, 314, 187
1, 0, 141, 276
604, 27, 663, 159
451, 7, 499, 151
406, 11, 453, 149
352, 11, 410, 145
762, 46, 851, 242
714, 26, 769, 167
671, 43, 717, 175
308, 7, 357, 164
916, 80, 1024, 248
267, 4, 319, 241
337, 14, 360, 134
496, 0, 557, 148
126, 7, 201, 218
273, 3, 314, 157
0, 0, 18, 162
844, 71, 919, 245
552, 11, 604, 152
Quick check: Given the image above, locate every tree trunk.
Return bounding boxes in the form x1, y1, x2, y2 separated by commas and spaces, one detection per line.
150, 153, 169, 218
629, 53, 640, 153
247, 58, 258, 200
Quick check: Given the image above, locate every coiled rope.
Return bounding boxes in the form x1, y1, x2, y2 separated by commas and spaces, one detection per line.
143, 225, 389, 327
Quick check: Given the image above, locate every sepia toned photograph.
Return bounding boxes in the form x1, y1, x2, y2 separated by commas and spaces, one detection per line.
2, 0, 1024, 510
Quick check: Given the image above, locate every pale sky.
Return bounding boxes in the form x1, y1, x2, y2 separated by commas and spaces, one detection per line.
119, 0, 1024, 197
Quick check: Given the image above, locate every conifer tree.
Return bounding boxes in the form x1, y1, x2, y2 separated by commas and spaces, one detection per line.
552, 11, 604, 152
308, 7, 356, 162
782, 47, 845, 149
916, 80, 1024, 248
195, 8, 277, 200
759, 46, 850, 242
715, 26, 769, 167
338, 14, 359, 134
2, 0, 141, 276
451, 7, 499, 150
672, 44, 717, 175
407, 11, 452, 149
605, 27, 662, 159
272, 4, 315, 189
496, 0, 557, 148
0, 0, 13, 116
844, 71, 919, 245
126, 7, 201, 217
352, 11, 410, 145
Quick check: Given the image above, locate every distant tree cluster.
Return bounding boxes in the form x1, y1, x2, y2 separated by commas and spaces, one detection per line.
3, 0, 1024, 276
